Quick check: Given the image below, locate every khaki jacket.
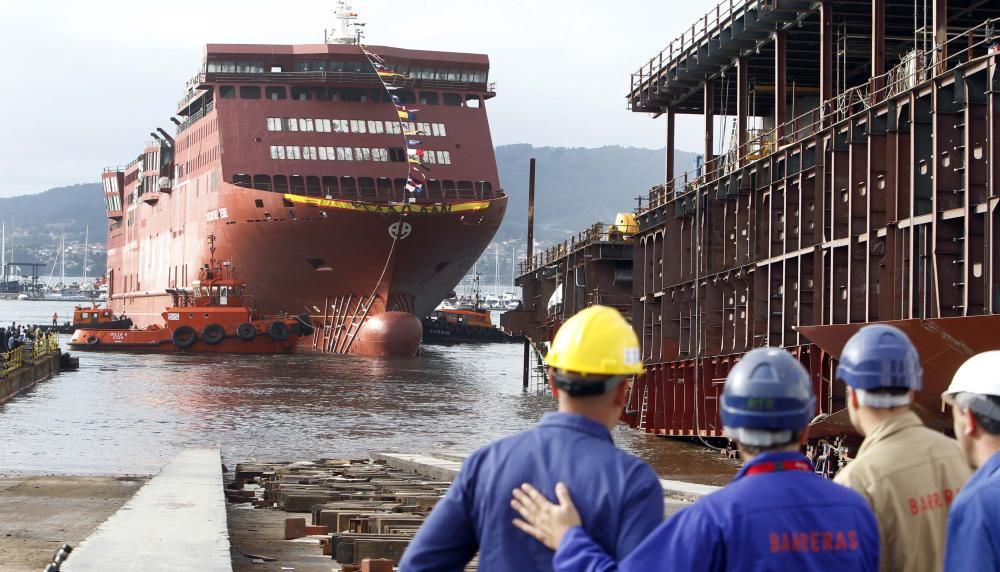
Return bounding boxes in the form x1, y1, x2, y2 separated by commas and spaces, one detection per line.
834, 411, 971, 572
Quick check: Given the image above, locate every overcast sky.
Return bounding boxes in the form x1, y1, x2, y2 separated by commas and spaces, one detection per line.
0, 0, 712, 198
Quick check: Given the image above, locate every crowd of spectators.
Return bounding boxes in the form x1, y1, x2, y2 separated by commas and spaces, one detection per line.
1, 323, 44, 353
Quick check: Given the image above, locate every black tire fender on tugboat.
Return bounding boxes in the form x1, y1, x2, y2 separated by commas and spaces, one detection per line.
202, 323, 225, 345
172, 325, 197, 349
86, 335, 99, 346
236, 322, 256, 341
268, 320, 289, 341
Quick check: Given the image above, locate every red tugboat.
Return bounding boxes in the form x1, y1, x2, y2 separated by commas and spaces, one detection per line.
70, 236, 305, 353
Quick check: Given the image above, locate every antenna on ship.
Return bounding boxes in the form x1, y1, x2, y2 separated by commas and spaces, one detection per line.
325, 1, 365, 45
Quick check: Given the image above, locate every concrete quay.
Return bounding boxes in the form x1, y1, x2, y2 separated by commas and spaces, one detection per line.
64, 449, 231, 571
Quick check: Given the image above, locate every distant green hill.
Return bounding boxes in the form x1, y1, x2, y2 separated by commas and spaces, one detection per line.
495, 144, 698, 241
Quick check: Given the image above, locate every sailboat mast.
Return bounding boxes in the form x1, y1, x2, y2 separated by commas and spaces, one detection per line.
83, 226, 89, 283
60, 235, 65, 286
1, 220, 5, 282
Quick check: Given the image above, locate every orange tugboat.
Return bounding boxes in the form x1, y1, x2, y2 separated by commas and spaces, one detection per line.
69, 236, 306, 353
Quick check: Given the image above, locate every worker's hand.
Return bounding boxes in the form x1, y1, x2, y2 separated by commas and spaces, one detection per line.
511, 482, 581, 550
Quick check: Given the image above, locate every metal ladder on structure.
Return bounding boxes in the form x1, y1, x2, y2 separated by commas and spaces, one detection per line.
637, 384, 649, 432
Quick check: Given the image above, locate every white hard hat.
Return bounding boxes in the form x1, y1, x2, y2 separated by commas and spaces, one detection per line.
942, 351, 1000, 402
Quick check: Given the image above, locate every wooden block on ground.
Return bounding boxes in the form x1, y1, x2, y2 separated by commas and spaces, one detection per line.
284, 517, 306, 540
304, 524, 329, 535
362, 558, 394, 572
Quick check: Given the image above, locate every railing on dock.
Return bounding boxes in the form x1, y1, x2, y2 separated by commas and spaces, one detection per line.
1, 348, 22, 376
2, 333, 59, 377
519, 222, 635, 275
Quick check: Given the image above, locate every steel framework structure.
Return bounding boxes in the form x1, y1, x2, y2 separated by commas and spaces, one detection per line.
628, 0, 1000, 438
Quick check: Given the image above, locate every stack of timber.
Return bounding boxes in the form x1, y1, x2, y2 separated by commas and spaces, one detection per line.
228, 459, 478, 570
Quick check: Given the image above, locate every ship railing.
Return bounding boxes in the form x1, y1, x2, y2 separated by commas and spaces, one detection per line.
176, 100, 215, 134
274, 184, 504, 205
630, 0, 768, 104
1, 347, 22, 377
635, 17, 1000, 218
520, 222, 629, 275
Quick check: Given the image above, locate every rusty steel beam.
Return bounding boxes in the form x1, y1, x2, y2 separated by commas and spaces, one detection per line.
934, 0, 949, 74
737, 58, 748, 165
704, 81, 715, 174
820, 0, 833, 123
872, 0, 885, 93
775, 30, 787, 145
666, 108, 676, 183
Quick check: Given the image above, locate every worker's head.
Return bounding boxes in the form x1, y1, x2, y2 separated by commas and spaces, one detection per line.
943, 351, 1000, 469
721, 348, 816, 458
837, 325, 922, 434
544, 305, 643, 428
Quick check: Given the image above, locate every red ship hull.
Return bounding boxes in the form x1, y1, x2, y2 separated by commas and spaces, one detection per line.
101, 41, 507, 357
107, 185, 506, 357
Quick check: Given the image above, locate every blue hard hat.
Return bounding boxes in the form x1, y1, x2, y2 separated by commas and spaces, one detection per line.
836, 324, 922, 391
720, 348, 816, 432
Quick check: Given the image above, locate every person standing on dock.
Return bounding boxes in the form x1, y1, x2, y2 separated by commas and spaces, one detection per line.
510, 347, 879, 572
941, 351, 1000, 571
833, 325, 969, 572
399, 306, 663, 571
51, 312, 58, 326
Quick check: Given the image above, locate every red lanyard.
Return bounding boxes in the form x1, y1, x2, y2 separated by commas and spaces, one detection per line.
745, 460, 813, 477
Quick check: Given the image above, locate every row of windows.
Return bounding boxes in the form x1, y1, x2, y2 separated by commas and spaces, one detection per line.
217, 85, 481, 107
265, 117, 447, 137
268, 145, 452, 165
205, 60, 489, 85
292, 61, 488, 84
230, 174, 493, 201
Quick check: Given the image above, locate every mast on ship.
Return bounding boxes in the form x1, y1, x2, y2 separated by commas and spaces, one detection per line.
325, 1, 365, 45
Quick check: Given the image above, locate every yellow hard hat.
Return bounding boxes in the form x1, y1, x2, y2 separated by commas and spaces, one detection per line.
545, 305, 644, 376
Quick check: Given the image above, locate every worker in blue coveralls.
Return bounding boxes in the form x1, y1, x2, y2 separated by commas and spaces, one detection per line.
399, 305, 664, 571
942, 350, 1000, 571
511, 347, 880, 572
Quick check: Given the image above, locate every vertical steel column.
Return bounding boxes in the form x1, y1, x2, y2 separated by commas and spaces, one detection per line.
775, 31, 787, 145
666, 107, 676, 183
872, 0, 886, 93
523, 158, 536, 391
820, 0, 833, 123
737, 57, 748, 165
934, 0, 949, 74
704, 81, 715, 175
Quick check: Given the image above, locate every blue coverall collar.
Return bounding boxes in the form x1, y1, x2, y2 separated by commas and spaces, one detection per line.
539, 412, 614, 443
732, 450, 814, 482
968, 448, 1000, 489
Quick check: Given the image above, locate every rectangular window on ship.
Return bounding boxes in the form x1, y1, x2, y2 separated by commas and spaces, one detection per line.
325, 146, 336, 160
318, 147, 328, 161
285, 118, 298, 132
265, 86, 286, 100
318, 119, 331, 133
307, 147, 318, 160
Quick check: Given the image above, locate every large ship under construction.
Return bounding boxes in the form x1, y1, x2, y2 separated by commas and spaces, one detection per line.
100, 3, 506, 357
505, 0, 1000, 443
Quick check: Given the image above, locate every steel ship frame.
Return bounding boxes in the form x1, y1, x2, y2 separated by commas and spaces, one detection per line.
507, 0, 1000, 438
100, 7, 507, 357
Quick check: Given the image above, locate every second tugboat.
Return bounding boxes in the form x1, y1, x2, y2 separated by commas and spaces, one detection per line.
70, 236, 306, 353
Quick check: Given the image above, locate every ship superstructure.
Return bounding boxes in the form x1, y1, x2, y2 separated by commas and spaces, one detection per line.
101, 4, 507, 356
